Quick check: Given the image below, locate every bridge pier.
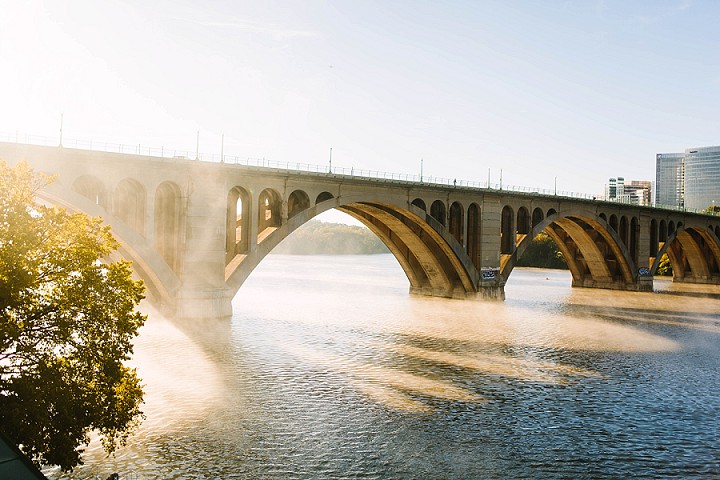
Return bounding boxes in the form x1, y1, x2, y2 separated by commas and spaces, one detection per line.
477, 284, 505, 300
408, 284, 505, 300
175, 287, 234, 320
570, 276, 653, 292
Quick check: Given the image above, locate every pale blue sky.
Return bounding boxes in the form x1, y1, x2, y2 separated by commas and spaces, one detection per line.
1, 0, 718, 196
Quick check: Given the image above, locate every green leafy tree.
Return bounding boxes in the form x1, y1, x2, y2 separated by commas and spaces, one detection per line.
516, 233, 567, 269
0, 161, 146, 471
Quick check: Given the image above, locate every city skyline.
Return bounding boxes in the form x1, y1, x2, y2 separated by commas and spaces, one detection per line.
1, 1, 718, 196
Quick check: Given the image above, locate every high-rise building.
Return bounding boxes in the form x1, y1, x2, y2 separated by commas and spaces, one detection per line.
656, 152, 684, 208
656, 146, 720, 210
684, 146, 720, 211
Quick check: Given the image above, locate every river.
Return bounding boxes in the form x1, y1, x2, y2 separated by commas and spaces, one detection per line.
49, 254, 720, 479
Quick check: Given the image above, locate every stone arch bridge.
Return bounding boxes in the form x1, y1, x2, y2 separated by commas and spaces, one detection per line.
2, 142, 719, 320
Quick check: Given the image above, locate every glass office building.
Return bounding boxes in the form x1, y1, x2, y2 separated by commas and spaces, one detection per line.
655, 152, 684, 208
656, 146, 720, 210
684, 146, 720, 211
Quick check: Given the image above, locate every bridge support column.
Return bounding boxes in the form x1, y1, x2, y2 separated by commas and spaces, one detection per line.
175, 167, 234, 320
478, 199, 504, 300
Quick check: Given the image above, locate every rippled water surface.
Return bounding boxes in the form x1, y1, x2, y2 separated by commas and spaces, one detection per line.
50, 254, 720, 479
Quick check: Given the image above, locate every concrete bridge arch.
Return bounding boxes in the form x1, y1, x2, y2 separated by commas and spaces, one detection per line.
504, 210, 642, 291
651, 225, 720, 283
224, 191, 481, 303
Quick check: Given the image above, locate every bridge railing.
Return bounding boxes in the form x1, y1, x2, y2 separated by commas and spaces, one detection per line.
2, 131, 719, 216
0, 132, 599, 198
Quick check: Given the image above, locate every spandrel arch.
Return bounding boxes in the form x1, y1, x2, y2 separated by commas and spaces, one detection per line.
114, 178, 146, 236
226, 186, 250, 262
73, 175, 107, 208
154, 181, 184, 274
258, 188, 282, 238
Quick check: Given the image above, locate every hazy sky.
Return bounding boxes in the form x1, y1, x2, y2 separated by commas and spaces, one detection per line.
1, 0, 718, 196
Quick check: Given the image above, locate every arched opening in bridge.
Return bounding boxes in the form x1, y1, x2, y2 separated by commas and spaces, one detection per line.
668, 221, 676, 236
467, 203, 481, 269
316, 192, 334, 204
258, 188, 281, 240
517, 207, 530, 239
226, 186, 250, 262
619, 216, 629, 248
288, 190, 310, 219
501, 205, 514, 254
609, 214, 618, 233
547, 208, 557, 218
411, 198, 426, 212
716, 226, 720, 239
225, 200, 477, 301
430, 200, 446, 226
599, 213, 607, 223
114, 178, 146, 236
154, 181, 183, 274
629, 217, 639, 266
532, 208, 544, 228
72, 175, 107, 208
659, 220, 667, 243
662, 227, 720, 282
504, 212, 640, 293
449, 201, 464, 245
649, 218, 658, 258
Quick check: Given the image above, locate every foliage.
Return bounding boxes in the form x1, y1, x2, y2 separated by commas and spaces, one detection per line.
656, 253, 673, 276
0, 160, 146, 471
516, 233, 567, 269
706, 204, 720, 214
273, 220, 389, 255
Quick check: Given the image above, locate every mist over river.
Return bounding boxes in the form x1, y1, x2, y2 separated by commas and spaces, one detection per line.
48, 254, 720, 479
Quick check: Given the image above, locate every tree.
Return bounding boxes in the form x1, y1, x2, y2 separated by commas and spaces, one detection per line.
0, 160, 146, 471
516, 233, 567, 269
656, 253, 673, 276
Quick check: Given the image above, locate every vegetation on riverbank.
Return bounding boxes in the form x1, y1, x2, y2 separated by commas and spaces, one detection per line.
273, 220, 389, 255
516, 232, 567, 269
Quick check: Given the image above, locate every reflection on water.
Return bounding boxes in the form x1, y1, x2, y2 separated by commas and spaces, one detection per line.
49, 255, 720, 479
